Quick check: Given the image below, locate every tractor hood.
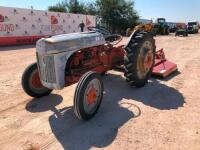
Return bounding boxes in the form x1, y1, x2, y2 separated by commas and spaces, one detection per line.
36, 32, 106, 54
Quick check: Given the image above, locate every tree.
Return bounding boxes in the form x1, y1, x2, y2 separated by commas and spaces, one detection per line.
66, 0, 86, 14
48, 0, 85, 14
48, 2, 67, 12
48, 0, 90, 14
96, 0, 139, 33
85, 3, 98, 15
48, 0, 139, 34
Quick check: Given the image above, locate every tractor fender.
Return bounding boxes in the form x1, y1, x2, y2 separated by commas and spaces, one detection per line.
36, 38, 78, 90
37, 50, 76, 90
51, 50, 76, 89
124, 29, 142, 49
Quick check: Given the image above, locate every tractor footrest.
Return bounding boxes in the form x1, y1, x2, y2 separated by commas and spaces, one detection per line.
152, 59, 177, 78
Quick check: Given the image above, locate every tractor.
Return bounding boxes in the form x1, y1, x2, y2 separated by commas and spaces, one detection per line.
22, 28, 177, 120
126, 23, 155, 36
154, 18, 170, 35
175, 23, 188, 37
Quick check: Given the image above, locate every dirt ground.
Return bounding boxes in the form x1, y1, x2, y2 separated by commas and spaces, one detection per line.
0, 33, 200, 150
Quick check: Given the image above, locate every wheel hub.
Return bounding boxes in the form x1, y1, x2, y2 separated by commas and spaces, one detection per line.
87, 86, 97, 105
31, 71, 43, 88
83, 78, 102, 115
144, 51, 153, 71
137, 42, 153, 79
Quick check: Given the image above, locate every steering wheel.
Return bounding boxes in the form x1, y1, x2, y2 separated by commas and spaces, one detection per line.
88, 26, 111, 36
87, 26, 122, 44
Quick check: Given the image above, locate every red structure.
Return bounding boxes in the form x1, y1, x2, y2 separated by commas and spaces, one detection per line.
153, 49, 177, 77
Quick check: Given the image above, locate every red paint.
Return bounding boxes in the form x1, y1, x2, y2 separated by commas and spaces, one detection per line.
31, 71, 43, 88
155, 48, 165, 60
65, 45, 124, 86
86, 16, 92, 26
51, 16, 58, 25
87, 86, 97, 105
145, 52, 153, 70
0, 14, 4, 22
153, 49, 177, 77
153, 60, 177, 78
0, 35, 49, 46
0, 23, 14, 32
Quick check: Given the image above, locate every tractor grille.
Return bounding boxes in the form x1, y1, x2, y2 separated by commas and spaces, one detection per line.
36, 53, 56, 83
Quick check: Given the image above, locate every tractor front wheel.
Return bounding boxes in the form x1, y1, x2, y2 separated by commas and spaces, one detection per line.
124, 31, 156, 87
74, 71, 104, 120
22, 63, 53, 98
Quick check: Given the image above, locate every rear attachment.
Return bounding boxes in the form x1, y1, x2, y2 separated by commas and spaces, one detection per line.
152, 49, 177, 78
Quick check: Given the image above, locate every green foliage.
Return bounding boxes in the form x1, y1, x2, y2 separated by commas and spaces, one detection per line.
66, 0, 86, 14
85, 3, 98, 15
48, 0, 86, 14
48, 3, 67, 12
48, 0, 139, 34
96, 0, 139, 33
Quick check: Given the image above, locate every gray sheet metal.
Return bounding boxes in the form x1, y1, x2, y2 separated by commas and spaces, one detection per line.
36, 32, 106, 90
36, 32, 106, 55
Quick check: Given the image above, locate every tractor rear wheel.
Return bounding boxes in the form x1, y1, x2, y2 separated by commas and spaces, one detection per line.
74, 71, 104, 120
124, 31, 156, 87
22, 63, 53, 98
165, 27, 170, 35
126, 28, 132, 36
185, 32, 188, 36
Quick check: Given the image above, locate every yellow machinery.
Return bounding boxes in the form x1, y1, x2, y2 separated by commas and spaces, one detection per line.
126, 23, 154, 36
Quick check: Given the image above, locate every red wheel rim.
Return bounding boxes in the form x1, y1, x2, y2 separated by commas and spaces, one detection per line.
87, 86, 97, 105
137, 41, 153, 79
144, 51, 153, 71
83, 78, 102, 115
31, 71, 43, 88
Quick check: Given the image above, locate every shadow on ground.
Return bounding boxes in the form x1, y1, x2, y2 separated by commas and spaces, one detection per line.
152, 70, 181, 82
26, 73, 185, 150
0, 45, 35, 51
26, 94, 63, 112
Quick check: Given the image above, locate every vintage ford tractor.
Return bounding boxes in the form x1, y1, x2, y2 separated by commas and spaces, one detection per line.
22, 28, 177, 120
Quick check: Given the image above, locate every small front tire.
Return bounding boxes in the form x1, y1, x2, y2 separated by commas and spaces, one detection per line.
21, 63, 53, 98
74, 71, 104, 120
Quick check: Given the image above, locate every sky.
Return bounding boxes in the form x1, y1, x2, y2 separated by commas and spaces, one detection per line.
0, 0, 199, 22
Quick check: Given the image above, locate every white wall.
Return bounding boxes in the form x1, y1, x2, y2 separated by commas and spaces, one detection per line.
0, 6, 96, 37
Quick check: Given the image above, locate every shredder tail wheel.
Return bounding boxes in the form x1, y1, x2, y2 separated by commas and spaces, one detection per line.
21, 63, 53, 98
74, 71, 104, 120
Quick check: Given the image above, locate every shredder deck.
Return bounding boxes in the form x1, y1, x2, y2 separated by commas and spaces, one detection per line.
152, 59, 178, 78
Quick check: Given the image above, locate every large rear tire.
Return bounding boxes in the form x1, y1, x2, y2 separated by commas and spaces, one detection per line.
126, 28, 132, 37
74, 71, 104, 120
22, 63, 53, 98
165, 26, 170, 35
124, 31, 156, 87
